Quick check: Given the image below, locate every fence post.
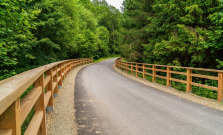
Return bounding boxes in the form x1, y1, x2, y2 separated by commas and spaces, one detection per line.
123, 61, 126, 72
125, 62, 129, 73
69, 61, 70, 71
123, 62, 125, 71
186, 68, 192, 93
131, 63, 133, 74
167, 67, 171, 86
126, 62, 128, 73
120, 61, 121, 69
136, 63, 138, 77
62, 63, 65, 81
74, 60, 76, 68
153, 65, 156, 82
64, 62, 67, 78
46, 69, 53, 108
0, 98, 21, 135
34, 75, 47, 135
143, 64, 145, 79
124, 62, 126, 72
69, 61, 71, 72
67, 62, 69, 74
53, 66, 58, 96
217, 72, 223, 102
58, 64, 62, 88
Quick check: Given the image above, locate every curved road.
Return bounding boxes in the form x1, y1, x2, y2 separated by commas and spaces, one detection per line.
75, 58, 223, 135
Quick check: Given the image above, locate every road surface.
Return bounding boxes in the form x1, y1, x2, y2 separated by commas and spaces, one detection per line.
75, 58, 223, 135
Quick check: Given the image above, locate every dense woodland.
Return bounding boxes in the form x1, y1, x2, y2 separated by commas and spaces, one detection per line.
120, 0, 223, 69
1, 0, 223, 80
0, 0, 121, 80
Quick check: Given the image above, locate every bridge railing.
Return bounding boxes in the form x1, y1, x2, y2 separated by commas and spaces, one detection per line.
0, 58, 93, 135
115, 58, 223, 102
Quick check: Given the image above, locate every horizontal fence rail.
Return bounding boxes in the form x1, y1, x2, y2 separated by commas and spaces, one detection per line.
115, 58, 223, 102
0, 58, 93, 135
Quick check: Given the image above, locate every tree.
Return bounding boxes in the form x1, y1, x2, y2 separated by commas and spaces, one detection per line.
121, 0, 223, 69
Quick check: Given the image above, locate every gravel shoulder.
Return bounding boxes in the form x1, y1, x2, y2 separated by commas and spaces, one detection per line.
113, 64, 223, 111
46, 64, 91, 135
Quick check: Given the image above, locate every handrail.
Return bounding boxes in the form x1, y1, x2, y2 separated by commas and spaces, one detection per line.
0, 58, 93, 135
115, 58, 223, 102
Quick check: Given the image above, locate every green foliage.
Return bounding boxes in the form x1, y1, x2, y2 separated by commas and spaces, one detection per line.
92, 0, 122, 54
0, 0, 40, 79
121, 0, 223, 69
0, 0, 122, 80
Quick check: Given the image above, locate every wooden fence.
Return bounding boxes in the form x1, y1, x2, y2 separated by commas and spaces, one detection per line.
115, 58, 223, 102
0, 58, 93, 135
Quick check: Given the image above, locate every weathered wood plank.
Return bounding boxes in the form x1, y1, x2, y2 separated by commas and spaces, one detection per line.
53, 82, 57, 92
0, 129, 12, 135
217, 73, 223, 102
145, 72, 153, 76
46, 69, 53, 107
170, 78, 187, 84
170, 71, 187, 75
167, 67, 171, 86
0, 60, 69, 115
152, 66, 156, 82
155, 75, 167, 80
191, 82, 218, 91
155, 69, 167, 72
24, 111, 43, 135
57, 76, 62, 83
43, 75, 51, 88
191, 73, 218, 80
20, 86, 42, 125
44, 91, 52, 108
144, 67, 153, 70
34, 75, 46, 135
0, 98, 20, 135
187, 69, 192, 93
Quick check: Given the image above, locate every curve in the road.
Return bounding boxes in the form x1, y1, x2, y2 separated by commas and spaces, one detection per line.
75, 58, 223, 135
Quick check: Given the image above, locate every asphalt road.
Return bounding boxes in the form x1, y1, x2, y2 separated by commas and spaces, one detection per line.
75, 58, 223, 135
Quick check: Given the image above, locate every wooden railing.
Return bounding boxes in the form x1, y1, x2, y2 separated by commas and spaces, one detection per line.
0, 58, 93, 135
115, 58, 223, 102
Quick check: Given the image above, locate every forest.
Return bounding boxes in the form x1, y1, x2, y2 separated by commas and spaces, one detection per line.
120, 0, 223, 69
0, 0, 121, 80
1, 0, 223, 80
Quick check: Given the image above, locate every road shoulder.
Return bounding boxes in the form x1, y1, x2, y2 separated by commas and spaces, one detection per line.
46, 64, 92, 135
